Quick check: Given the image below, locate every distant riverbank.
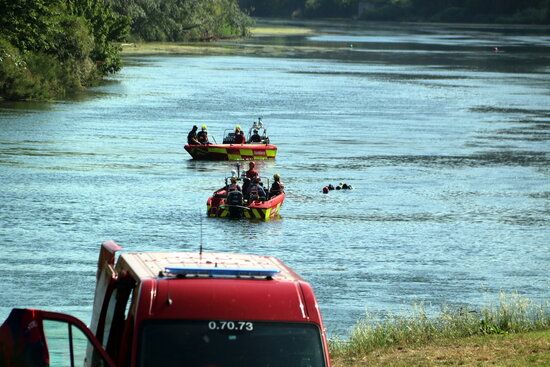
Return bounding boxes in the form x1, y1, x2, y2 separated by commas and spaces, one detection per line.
120, 24, 315, 56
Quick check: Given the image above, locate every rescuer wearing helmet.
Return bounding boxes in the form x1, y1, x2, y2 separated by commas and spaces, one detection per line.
269, 173, 284, 198
242, 161, 259, 198
234, 125, 245, 144
197, 125, 210, 144
226, 176, 241, 192
245, 161, 258, 180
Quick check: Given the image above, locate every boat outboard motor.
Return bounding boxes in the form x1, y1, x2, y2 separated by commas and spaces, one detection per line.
227, 191, 244, 218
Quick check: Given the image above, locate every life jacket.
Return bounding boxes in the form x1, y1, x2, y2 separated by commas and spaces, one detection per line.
227, 183, 240, 192
249, 184, 261, 201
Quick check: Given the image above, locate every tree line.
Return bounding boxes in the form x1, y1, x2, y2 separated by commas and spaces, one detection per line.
0, 0, 252, 101
108, 0, 253, 42
0, 0, 129, 101
238, 0, 550, 24
2, 0, 547, 101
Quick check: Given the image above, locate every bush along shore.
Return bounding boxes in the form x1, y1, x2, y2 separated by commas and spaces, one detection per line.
0, 0, 252, 101
0, 0, 129, 101
329, 293, 550, 366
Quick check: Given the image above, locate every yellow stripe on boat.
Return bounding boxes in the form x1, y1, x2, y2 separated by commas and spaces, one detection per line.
209, 147, 228, 154
240, 149, 253, 156
265, 208, 271, 218
266, 150, 277, 157
227, 154, 242, 160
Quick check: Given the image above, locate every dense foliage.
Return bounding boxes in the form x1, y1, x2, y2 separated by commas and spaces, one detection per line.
239, 0, 550, 24
108, 0, 254, 42
0, 0, 129, 100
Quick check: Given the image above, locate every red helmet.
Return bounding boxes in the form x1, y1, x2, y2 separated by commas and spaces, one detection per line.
249, 161, 255, 167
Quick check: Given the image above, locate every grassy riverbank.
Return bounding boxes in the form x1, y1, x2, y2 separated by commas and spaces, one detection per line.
329, 293, 550, 366
331, 330, 550, 366
120, 25, 316, 57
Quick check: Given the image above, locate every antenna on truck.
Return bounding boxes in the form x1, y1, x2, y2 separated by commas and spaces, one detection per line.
199, 211, 203, 260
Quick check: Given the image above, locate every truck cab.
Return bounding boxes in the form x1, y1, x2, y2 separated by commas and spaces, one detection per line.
0, 241, 331, 367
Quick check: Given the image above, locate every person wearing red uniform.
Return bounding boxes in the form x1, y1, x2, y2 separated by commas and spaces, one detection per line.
234, 126, 245, 144
243, 161, 258, 199
245, 161, 258, 179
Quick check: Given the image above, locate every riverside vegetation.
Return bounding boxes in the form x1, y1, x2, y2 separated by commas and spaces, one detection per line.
2, 0, 548, 101
329, 293, 550, 366
0, 0, 251, 101
240, 0, 550, 23
0, 0, 129, 101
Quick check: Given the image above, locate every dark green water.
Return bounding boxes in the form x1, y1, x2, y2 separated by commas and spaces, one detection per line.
1, 21, 549, 337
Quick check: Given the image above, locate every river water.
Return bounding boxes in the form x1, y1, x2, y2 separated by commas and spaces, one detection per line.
1, 20, 549, 337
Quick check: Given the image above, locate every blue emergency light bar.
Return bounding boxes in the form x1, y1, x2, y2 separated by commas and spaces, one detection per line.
165, 266, 280, 278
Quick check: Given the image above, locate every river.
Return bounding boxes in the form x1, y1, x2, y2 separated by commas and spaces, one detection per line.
0, 20, 549, 337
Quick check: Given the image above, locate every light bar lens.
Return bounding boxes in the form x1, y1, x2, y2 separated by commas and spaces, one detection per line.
165, 267, 280, 278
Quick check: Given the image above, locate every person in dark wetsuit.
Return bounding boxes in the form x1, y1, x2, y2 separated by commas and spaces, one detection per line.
187, 125, 200, 145
248, 129, 262, 143
197, 125, 210, 144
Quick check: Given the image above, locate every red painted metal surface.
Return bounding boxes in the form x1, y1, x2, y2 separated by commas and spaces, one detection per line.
0, 244, 331, 367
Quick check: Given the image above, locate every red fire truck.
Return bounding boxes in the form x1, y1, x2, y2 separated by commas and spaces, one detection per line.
0, 241, 331, 366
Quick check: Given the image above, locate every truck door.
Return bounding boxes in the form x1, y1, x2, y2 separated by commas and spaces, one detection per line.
0, 308, 116, 367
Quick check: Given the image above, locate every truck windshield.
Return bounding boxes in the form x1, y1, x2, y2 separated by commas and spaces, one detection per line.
138, 320, 326, 367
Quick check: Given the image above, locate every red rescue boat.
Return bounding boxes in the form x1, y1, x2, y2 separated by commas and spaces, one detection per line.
207, 169, 285, 221
185, 118, 278, 160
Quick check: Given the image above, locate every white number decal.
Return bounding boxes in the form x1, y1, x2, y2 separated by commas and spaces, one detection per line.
207, 321, 253, 331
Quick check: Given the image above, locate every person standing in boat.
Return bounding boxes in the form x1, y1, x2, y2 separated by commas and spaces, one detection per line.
243, 161, 258, 197
234, 126, 245, 144
197, 125, 210, 144
269, 174, 284, 198
187, 125, 200, 145
245, 161, 258, 180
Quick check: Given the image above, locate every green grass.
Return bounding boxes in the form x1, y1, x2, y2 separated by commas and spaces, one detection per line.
330, 293, 550, 366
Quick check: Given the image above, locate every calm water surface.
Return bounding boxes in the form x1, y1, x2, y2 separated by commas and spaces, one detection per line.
1, 21, 549, 336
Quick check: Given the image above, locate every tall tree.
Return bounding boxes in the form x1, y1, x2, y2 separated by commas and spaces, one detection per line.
109, 0, 252, 42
